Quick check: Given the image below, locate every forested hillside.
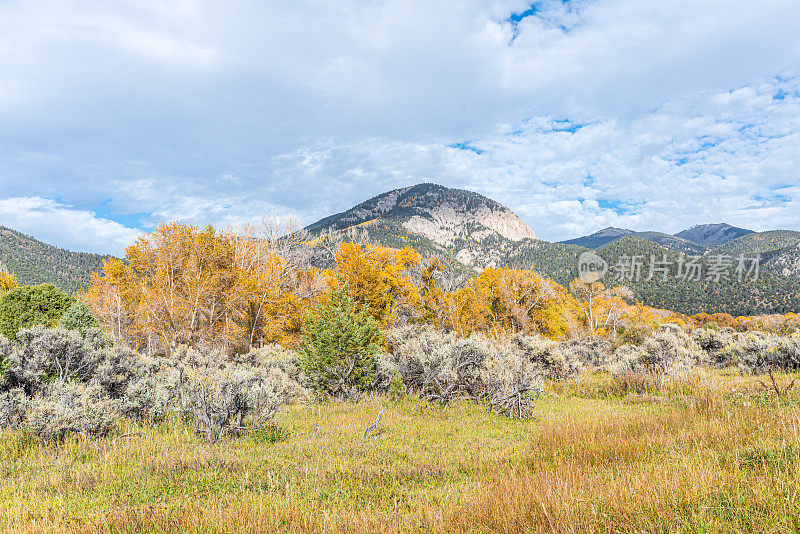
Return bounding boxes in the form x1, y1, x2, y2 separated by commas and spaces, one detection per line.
596, 236, 800, 316
497, 235, 800, 316
708, 230, 800, 256
3, 184, 800, 315
0, 226, 110, 294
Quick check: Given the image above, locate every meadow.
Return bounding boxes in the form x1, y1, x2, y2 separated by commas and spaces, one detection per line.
2, 370, 799, 534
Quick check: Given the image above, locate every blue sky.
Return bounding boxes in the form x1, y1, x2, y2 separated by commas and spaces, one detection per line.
0, 0, 799, 255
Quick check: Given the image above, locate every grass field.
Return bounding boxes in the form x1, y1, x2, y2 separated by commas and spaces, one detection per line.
1, 370, 799, 533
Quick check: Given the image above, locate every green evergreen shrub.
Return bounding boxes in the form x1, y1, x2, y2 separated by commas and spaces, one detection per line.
0, 284, 74, 340
299, 287, 383, 400
59, 302, 99, 336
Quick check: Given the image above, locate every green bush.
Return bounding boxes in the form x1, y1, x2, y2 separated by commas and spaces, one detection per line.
387, 371, 406, 402
0, 284, 74, 340
252, 423, 291, 444
299, 287, 383, 400
59, 302, 99, 336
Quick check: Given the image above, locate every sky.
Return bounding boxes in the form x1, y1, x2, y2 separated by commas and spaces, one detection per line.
0, 0, 799, 256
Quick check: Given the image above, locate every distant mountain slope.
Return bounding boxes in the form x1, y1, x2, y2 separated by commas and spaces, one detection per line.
509, 234, 800, 315
762, 243, 800, 278
561, 228, 704, 254
307, 183, 538, 268
708, 230, 800, 256
594, 236, 800, 315
629, 232, 706, 254
562, 226, 800, 282
676, 223, 753, 247
560, 227, 634, 249
0, 226, 110, 294
505, 241, 590, 285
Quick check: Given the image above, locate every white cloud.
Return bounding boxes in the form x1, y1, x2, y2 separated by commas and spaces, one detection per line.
0, 197, 143, 256
110, 178, 304, 232
0, 1, 799, 250
260, 76, 800, 241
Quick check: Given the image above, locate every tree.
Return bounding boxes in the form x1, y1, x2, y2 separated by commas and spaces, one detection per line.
568, 278, 633, 340
0, 284, 74, 340
0, 270, 18, 293
82, 221, 323, 355
333, 242, 420, 326
59, 301, 100, 336
125, 223, 236, 352
448, 268, 571, 338
615, 301, 659, 345
419, 258, 448, 328
81, 258, 134, 342
298, 286, 383, 400
226, 220, 324, 350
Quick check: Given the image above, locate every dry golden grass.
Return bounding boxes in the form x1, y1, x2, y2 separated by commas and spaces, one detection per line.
1, 370, 799, 533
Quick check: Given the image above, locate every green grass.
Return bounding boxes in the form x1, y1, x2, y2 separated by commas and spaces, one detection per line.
1, 371, 800, 533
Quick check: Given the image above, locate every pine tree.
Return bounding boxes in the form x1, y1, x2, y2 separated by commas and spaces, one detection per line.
59, 301, 100, 336
299, 286, 383, 400
0, 284, 75, 340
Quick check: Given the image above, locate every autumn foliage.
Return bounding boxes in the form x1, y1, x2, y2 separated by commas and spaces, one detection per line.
446, 268, 573, 339
82, 223, 325, 354
0, 271, 17, 293
80, 221, 701, 355
331, 242, 420, 325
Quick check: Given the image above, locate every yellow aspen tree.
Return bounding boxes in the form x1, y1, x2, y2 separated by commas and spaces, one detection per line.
333, 242, 420, 326
0, 271, 18, 293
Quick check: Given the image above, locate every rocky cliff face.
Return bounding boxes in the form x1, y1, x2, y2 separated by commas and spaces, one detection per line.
400, 194, 537, 246
306, 183, 538, 267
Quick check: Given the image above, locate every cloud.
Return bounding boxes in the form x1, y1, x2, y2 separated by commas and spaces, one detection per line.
260, 75, 800, 241
0, 1, 799, 251
0, 197, 143, 256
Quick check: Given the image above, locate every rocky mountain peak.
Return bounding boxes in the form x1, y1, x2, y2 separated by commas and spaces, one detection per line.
675, 223, 753, 247
306, 183, 537, 246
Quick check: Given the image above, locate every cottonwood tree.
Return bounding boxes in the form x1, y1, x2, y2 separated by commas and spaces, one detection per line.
0, 266, 17, 294
227, 217, 324, 350
448, 268, 570, 338
332, 242, 421, 326
82, 221, 323, 355
568, 278, 633, 340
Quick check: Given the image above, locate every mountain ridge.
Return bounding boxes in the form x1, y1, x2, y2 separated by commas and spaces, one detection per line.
562, 224, 754, 252
3, 183, 800, 316
676, 223, 753, 247
306, 183, 538, 268
0, 226, 111, 294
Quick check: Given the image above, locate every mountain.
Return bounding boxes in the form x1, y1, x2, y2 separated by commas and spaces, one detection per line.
676, 223, 753, 247
307, 183, 538, 268
588, 235, 800, 316
0, 226, 110, 294
305, 185, 800, 315
629, 232, 706, 254
762, 242, 800, 278
561, 227, 704, 254
709, 230, 800, 280
3, 183, 799, 316
708, 230, 800, 256
505, 240, 589, 285
561, 227, 634, 249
